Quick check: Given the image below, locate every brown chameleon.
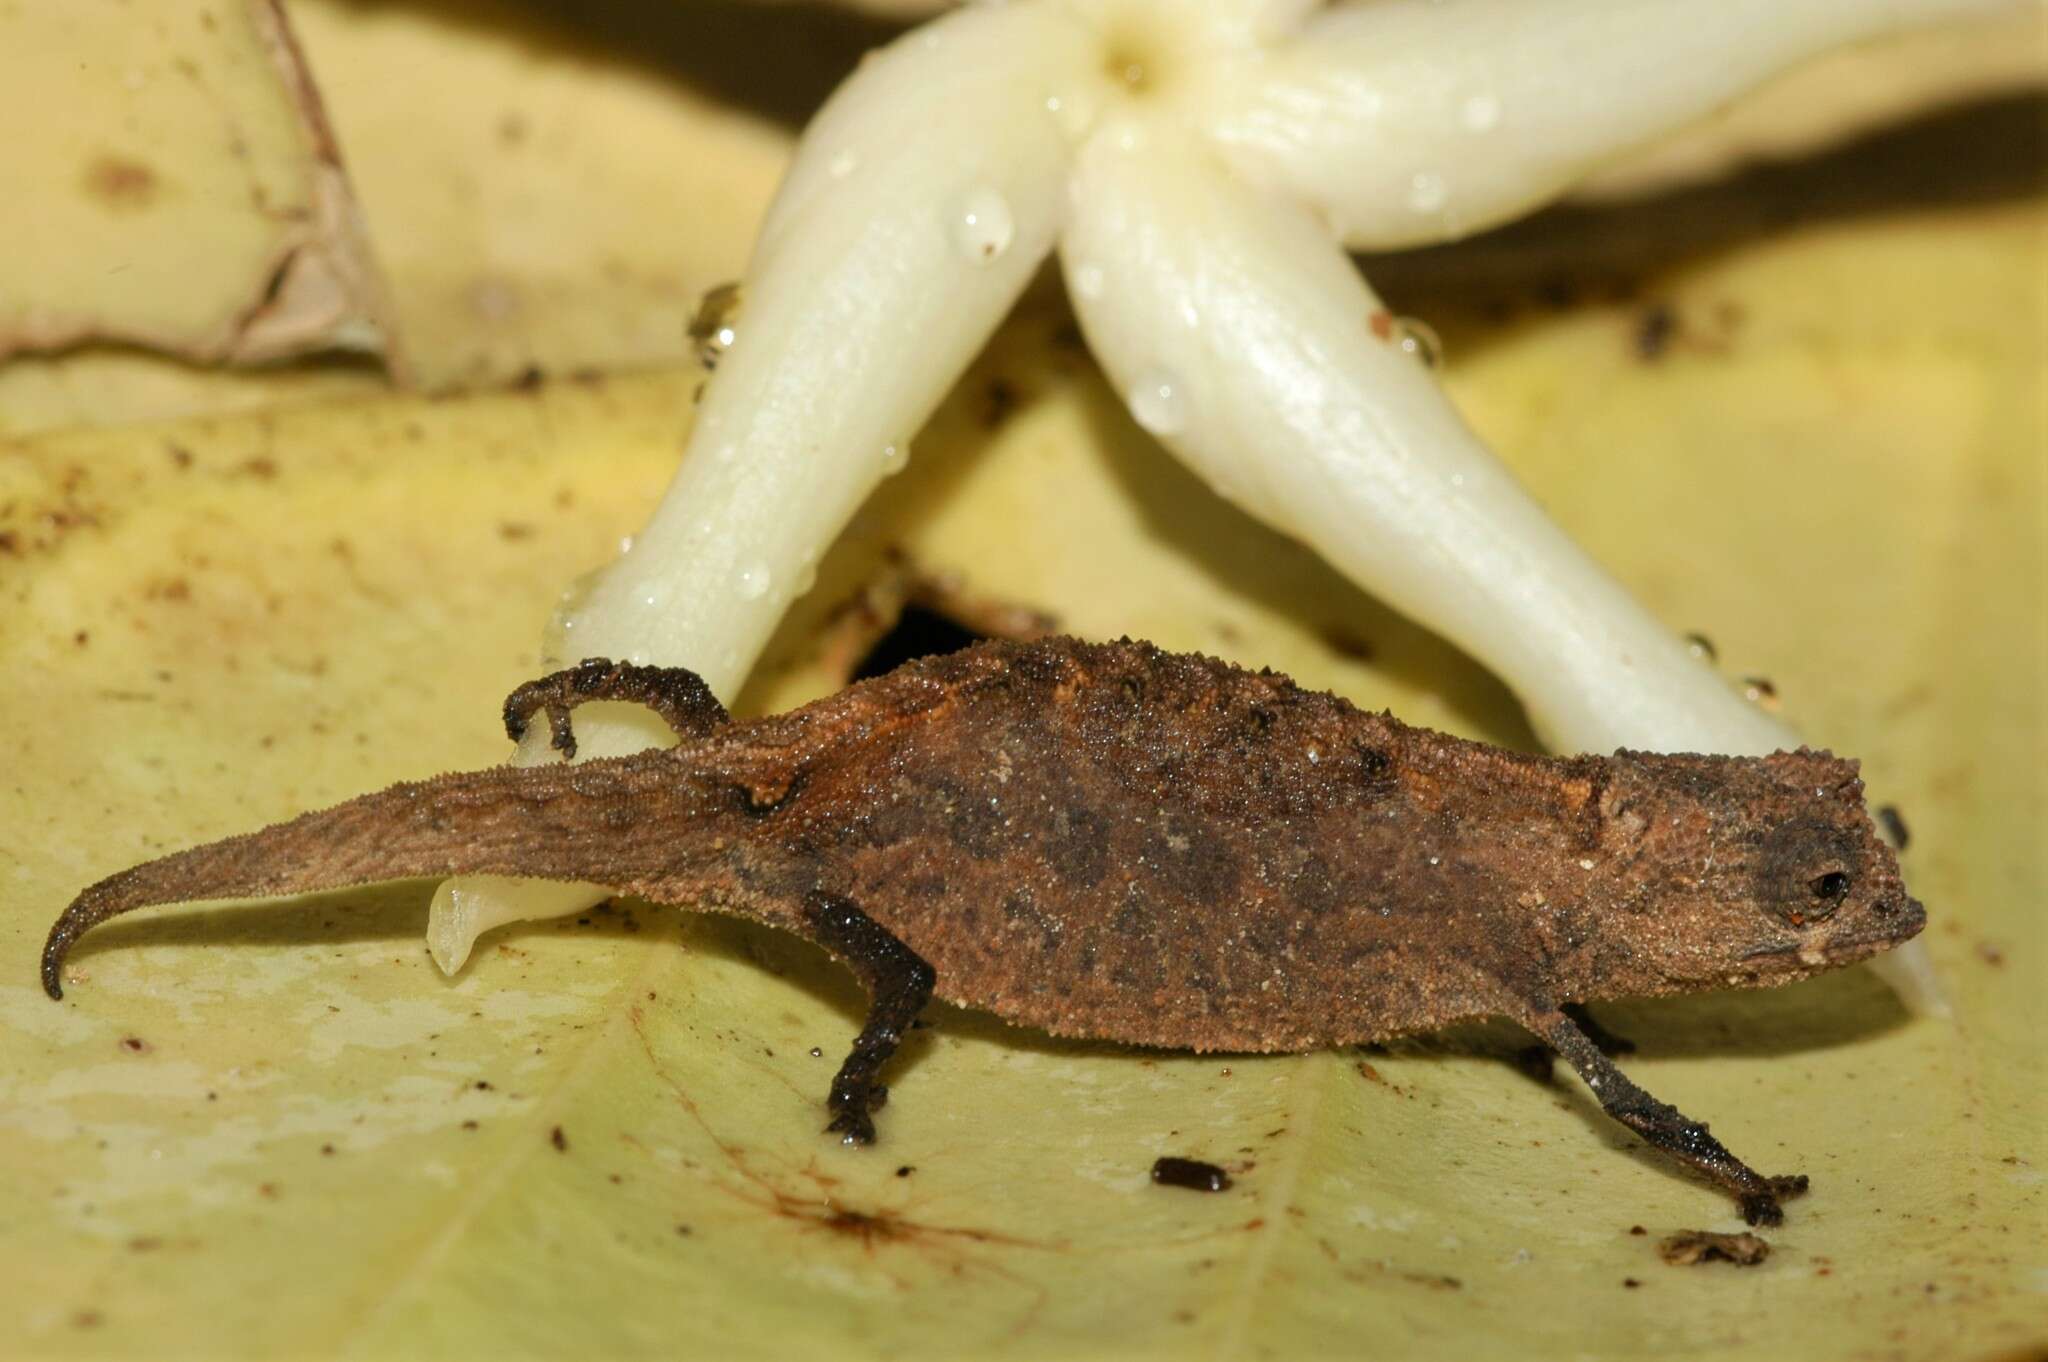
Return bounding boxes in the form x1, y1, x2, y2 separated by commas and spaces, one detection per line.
41, 637, 1922, 1225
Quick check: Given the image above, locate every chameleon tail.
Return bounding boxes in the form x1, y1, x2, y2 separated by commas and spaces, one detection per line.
41, 754, 678, 999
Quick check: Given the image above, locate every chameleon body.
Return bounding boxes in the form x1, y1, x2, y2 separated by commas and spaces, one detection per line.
41, 638, 1923, 1224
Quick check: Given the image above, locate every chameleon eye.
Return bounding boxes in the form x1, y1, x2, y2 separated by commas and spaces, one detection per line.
1809, 871, 1851, 907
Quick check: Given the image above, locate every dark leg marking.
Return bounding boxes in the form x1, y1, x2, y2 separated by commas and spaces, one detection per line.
803, 891, 936, 1147
1542, 1010, 1808, 1226
503, 658, 730, 759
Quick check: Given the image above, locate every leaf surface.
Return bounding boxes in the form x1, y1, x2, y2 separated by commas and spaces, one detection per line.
0, 8, 2041, 1359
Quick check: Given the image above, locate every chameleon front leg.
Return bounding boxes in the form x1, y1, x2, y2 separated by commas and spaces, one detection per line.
1513, 1002, 1635, 1082
1540, 1009, 1809, 1226
503, 658, 731, 759
802, 892, 936, 1146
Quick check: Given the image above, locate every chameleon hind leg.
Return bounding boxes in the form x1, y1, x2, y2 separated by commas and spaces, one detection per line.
1540, 1009, 1808, 1226
503, 658, 730, 758
803, 892, 937, 1146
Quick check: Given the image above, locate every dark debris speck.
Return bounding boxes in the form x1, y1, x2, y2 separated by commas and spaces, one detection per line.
1151, 1156, 1232, 1193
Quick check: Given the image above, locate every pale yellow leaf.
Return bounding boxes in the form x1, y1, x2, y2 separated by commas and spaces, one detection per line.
0, 1, 386, 367
0, 6, 2042, 1358
2, 176, 2041, 1355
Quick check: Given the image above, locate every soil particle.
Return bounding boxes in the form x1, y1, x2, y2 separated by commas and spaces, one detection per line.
1658, 1230, 1771, 1267
1877, 805, 1910, 850
1151, 1156, 1232, 1193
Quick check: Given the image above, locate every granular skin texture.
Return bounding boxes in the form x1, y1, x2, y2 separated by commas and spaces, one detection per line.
40, 637, 1923, 1225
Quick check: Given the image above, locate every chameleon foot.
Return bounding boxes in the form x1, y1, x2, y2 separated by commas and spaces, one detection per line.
804, 892, 934, 1149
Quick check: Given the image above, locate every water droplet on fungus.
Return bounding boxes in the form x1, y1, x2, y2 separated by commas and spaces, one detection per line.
688, 282, 743, 369
1394, 317, 1443, 369
1046, 88, 1099, 137
1128, 368, 1187, 436
1407, 171, 1448, 214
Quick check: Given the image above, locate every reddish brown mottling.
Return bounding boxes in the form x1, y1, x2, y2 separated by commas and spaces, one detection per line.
40, 638, 1920, 1224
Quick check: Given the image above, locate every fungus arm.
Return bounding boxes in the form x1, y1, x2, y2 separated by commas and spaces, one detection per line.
1198, 0, 2021, 249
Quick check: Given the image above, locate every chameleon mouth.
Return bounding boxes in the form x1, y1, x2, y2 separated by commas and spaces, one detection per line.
1739, 897, 1926, 970
1739, 938, 1804, 963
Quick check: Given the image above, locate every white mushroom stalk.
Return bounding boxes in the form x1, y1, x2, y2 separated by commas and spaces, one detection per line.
432, 0, 2005, 1007
1065, 117, 1809, 755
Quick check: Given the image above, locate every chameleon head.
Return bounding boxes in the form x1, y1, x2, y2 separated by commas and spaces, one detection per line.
1589, 748, 1925, 992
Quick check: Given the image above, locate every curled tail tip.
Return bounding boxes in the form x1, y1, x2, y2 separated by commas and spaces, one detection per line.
40, 935, 68, 1000
42, 893, 96, 1000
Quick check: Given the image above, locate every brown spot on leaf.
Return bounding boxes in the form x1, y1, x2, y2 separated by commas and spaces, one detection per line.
820, 1206, 909, 1246
84, 155, 159, 210
1353, 1060, 1406, 1096
1634, 303, 1677, 361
